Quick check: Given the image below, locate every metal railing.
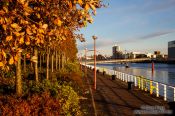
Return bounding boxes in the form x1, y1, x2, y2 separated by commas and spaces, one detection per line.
86, 65, 175, 102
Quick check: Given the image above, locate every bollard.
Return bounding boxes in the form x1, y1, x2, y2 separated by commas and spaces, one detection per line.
103, 71, 106, 75
127, 82, 134, 90
168, 102, 175, 115
112, 75, 116, 80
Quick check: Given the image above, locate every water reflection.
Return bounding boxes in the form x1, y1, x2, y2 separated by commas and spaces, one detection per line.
97, 63, 175, 86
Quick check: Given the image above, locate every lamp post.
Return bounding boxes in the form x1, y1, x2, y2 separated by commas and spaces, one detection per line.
92, 35, 97, 90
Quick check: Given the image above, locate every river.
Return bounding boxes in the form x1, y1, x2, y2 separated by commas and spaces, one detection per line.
96, 63, 175, 86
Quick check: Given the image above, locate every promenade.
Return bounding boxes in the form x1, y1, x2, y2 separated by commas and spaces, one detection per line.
86, 69, 172, 116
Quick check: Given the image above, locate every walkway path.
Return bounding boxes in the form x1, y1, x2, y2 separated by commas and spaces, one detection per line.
87, 69, 171, 116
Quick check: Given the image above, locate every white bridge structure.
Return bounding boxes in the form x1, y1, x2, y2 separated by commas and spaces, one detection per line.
86, 58, 151, 64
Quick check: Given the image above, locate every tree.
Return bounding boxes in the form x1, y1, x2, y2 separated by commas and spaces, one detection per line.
0, 0, 103, 96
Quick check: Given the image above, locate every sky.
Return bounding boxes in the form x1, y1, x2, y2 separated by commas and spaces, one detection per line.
77, 0, 175, 56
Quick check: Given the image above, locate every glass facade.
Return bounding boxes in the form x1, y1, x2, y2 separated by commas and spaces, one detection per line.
168, 40, 175, 60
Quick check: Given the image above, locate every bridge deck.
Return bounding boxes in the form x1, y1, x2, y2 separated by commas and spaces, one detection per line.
87, 69, 172, 116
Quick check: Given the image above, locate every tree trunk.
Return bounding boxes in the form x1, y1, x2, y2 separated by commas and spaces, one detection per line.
59, 51, 61, 70
46, 47, 50, 80
24, 54, 26, 74
56, 50, 58, 70
51, 53, 54, 72
30, 48, 33, 71
40, 54, 42, 72
34, 48, 38, 83
43, 54, 45, 64
16, 52, 22, 96
62, 53, 64, 69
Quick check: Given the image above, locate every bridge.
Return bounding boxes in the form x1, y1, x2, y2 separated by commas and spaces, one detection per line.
86, 58, 151, 64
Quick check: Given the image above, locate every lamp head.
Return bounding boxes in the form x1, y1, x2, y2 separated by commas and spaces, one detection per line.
92, 35, 97, 40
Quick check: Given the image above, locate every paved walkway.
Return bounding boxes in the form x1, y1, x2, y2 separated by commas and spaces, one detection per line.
87, 69, 171, 116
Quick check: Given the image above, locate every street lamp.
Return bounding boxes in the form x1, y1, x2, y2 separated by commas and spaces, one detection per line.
92, 35, 97, 90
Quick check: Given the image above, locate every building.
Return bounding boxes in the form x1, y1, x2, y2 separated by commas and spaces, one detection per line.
112, 45, 123, 59
130, 52, 147, 59
168, 40, 175, 61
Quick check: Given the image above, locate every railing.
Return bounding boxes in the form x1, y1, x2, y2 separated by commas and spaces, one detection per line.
86, 65, 175, 102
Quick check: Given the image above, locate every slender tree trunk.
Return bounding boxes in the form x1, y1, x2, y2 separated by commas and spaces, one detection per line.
34, 48, 38, 83
62, 53, 65, 69
46, 47, 50, 80
56, 50, 58, 70
16, 52, 22, 96
43, 54, 44, 64
40, 54, 42, 72
30, 48, 33, 71
24, 54, 26, 74
59, 51, 61, 70
51, 53, 54, 72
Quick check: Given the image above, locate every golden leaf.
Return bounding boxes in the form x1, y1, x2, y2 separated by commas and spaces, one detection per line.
9, 57, 14, 65
85, 4, 90, 11
2, 50, 6, 58
26, 27, 32, 35
36, 13, 40, 18
19, 37, 24, 44
42, 24, 48, 29
18, 0, 25, 4
2, 25, 7, 31
54, 18, 62, 27
38, 29, 44, 33
14, 32, 21, 36
0, 62, 4, 67
11, 23, 19, 28
36, 38, 41, 44
25, 36, 30, 45
14, 55, 18, 61
6, 36, 13, 42
3, 7, 8, 13
90, 4, 96, 11
78, 0, 83, 5
68, 1, 72, 8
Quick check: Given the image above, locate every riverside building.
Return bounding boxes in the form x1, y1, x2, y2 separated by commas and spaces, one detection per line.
112, 45, 123, 59
168, 40, 175, 61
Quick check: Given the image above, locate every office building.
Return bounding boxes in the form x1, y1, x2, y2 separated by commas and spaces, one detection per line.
168, 40, 175, 61
112, 45, 123, 59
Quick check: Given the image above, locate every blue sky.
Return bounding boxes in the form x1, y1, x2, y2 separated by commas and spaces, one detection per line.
77, 0, 175, 56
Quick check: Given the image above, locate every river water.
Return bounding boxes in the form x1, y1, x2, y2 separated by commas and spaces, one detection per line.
97, 63, 175, 85
96, 63, 175, 101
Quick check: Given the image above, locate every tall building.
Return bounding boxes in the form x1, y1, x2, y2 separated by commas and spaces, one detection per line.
112, 45, 122, 59
168, 40, 175, 61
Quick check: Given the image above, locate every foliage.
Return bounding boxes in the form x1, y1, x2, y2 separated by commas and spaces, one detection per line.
65, 61, 80, 73
0, 92, 60, 115
0, 0, 103, 70
58, 84, 82, 116
0, 80, 83, 115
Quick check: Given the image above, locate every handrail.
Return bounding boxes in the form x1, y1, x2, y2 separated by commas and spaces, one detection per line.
85, 64, 175, 102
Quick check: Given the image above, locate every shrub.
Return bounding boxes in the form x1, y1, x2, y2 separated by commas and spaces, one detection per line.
58, 84, 82, 116
0, 92, 60, 116
64, 61, 80, 73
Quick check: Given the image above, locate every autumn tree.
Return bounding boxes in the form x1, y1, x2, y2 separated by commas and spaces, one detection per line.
0, 0, 103, 96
